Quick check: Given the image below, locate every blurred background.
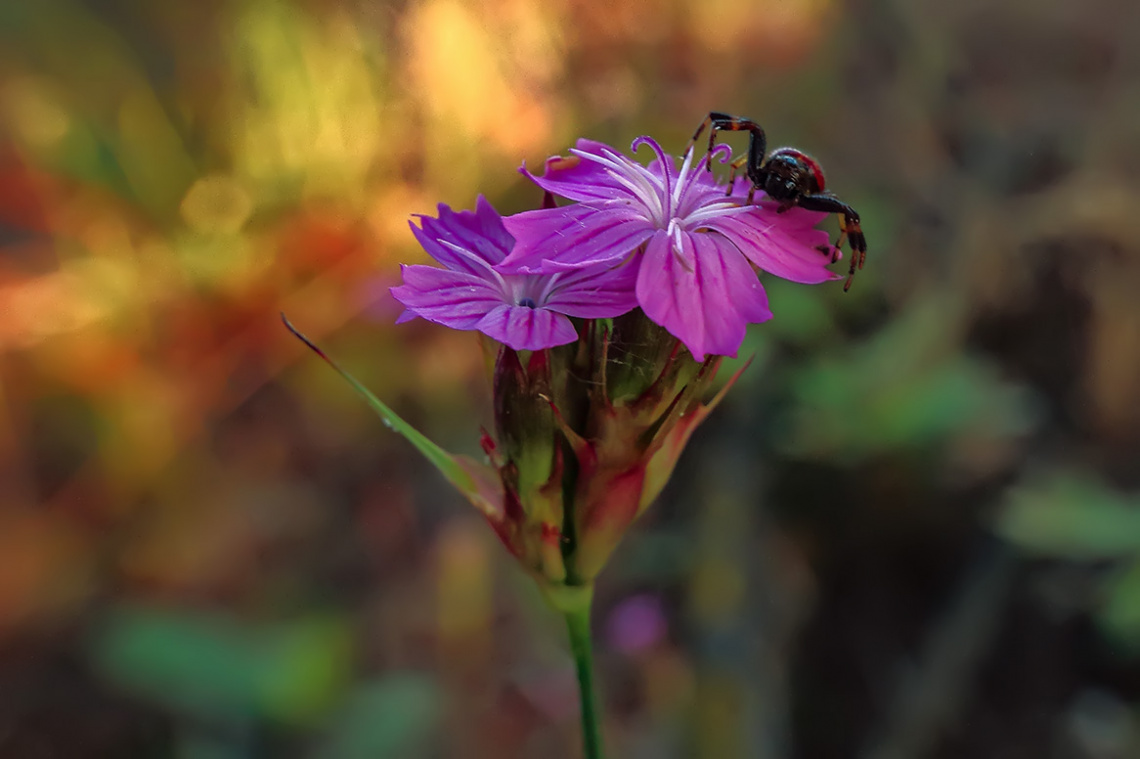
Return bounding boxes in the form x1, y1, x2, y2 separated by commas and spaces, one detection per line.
1, 0, 1139, 756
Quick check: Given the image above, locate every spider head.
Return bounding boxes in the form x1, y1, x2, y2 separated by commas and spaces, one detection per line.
758, 148, 826, 202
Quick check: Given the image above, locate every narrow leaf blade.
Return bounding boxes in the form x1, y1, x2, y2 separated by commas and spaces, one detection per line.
282, 314, 488, 504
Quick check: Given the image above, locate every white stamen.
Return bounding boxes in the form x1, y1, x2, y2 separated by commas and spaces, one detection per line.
683, 202, 755, 226
572, 148, 666, 225
671, 147, 694, 213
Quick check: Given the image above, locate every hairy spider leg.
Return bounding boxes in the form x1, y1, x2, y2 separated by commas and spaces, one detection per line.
815, 244, 842, 264
687, 112, 767, 178
685, 114, 712, 163
724, 154, 751, 198
686, 111, 730, 165
795, 192, 867, 291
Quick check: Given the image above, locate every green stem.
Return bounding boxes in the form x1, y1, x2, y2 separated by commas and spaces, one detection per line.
565, 603, 604, 759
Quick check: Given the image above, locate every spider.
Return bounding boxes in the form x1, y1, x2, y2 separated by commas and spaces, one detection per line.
687, 111, 867, 291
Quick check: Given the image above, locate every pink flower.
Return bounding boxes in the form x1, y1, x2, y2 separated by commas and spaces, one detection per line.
501, 138, 840, 361
391, 195, 638, 351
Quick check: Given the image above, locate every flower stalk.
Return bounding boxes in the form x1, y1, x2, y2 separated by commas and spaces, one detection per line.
563, 595, 603, 759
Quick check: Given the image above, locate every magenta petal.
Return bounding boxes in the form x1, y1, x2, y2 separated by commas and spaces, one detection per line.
692, 234, 772, 324
412, 195, 514, 272
390, 265, 504, 329
501, 205, 655, 271
636, 232, 749, 362
765, 202, 830, 229
474, 304, 578, 350
703, 211, 839, 284
544, 262, 640, 318
520, 139, 642, 203
397, 196, 640, 344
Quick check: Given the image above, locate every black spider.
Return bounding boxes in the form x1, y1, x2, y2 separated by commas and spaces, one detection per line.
688, 111, 867, 291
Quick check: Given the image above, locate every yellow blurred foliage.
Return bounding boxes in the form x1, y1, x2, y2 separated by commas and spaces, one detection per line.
1, 76, 72, 150
405, 0, 564, 191
231, 1, 385, 202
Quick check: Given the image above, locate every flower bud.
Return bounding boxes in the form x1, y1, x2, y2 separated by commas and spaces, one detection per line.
483, 312, 741, 597
488, 346, 568, 585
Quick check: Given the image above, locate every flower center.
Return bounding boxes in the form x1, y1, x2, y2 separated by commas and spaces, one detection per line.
502, 271, 561, 309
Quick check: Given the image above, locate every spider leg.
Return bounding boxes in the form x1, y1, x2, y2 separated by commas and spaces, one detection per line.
832, 220, 849, 258
725, 154, 749, 197
688, 112, 733, 172
816, 244, 840, 263
686, 114, 716, 167
688, 112, 764, 174
794, 192, 866, 290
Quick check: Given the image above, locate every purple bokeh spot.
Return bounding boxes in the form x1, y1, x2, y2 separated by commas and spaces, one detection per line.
606, 594, 668, 654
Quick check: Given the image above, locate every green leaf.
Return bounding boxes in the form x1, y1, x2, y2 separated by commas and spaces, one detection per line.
282, 315, 502, 520
764, 279, 834, 345
1098, 558, 1140, 654
90, 606, 351, 723
996, 473, 1140, 560
778, 295, 1037, 460
317, 675, 441, 759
